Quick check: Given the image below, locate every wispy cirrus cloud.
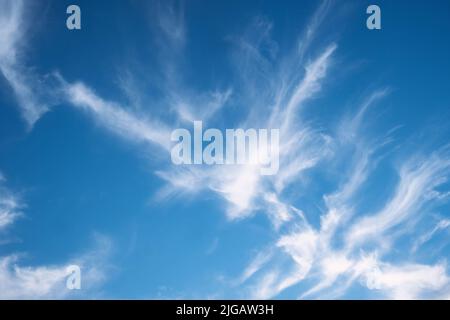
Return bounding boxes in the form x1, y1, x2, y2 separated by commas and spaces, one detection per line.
237, 89, 450, 299
412, 219, 450, 253
0, 174, 22, 231
61, 79, 173, 151
2, 0, 449, 300
362, 259, 449, 299
155, 38, 337, 223
0, 171, 113, 299
0, 0, 57, 128
0, 234, 113, 299
297, 0, 333, 62
346, 149, 450, 250
155, 0, 186, 49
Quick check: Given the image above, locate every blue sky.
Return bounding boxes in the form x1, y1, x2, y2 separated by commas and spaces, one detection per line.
1, 0, 450, 299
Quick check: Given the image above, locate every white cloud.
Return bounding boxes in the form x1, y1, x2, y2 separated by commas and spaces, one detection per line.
0, 175, 22, 231
215, 165, 261, 219
238, 250, 273, 285
173, 88, 233, 123
0, 234, 113, 299
297, 0, 333, 61
155, 0, 186, 47
277, 226, 318, 277
0, 0, 54, 127
2, 0, 448, 300
0, 0, 23, 66
236, 83, 450, 299
0, 197, 21, 231
32, 0, 339, 229
412, 219, 450, 252
62, 80, 172, 151
156, 42, 337, 223
276, 43, 336, 134
53, 13, 450, 299
0, 170, 113, 299
363, 260, 449, 299
345, 151, 450, 249
0, 255, 70, 299
275, 128, 332, 193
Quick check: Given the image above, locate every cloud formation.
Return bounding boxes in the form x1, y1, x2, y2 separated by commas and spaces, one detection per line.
0, 0, 56, 128
1, 0, 449, 300
0, 173, 113, 299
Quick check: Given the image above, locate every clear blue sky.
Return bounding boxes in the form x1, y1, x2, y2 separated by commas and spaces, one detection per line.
1, 0, 450, 299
